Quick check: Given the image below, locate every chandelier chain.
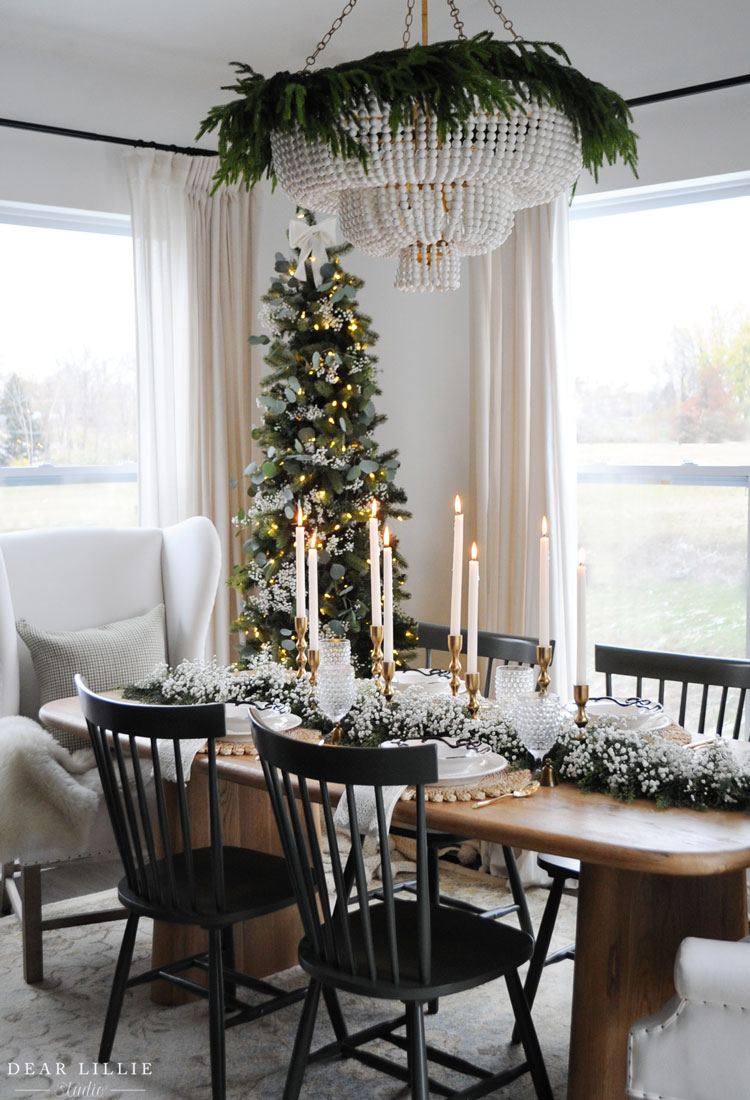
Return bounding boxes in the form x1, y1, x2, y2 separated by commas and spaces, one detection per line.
402, 0, 416, 48
446, 0, 467, 40
485, 0, 521, 40
304, 0, 360, 70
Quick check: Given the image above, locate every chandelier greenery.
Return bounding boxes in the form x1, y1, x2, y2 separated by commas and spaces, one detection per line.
198, 3, 638, 290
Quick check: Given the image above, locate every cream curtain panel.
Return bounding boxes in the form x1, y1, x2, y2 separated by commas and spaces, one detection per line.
468, 194, 577, 699
125, 149, 255, 664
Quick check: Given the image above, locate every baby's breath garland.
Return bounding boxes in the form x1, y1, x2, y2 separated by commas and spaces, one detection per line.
123, 659, 750, 812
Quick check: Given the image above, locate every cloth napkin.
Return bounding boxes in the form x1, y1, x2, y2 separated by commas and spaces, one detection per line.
333, 783, 407, 837
156, 737, 207, 783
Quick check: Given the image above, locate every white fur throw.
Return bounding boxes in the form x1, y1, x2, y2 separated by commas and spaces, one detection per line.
0, 717, 102, 864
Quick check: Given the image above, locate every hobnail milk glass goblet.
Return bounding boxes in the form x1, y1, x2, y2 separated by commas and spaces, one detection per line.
316, 663, 356, 743
493, 665, 537, 719
514, 691, 563, 776
319, 638, 352, 668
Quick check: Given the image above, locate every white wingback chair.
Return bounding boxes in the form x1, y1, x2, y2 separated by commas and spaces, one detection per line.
627, 936, 750, 1100
0, 517, 221, 981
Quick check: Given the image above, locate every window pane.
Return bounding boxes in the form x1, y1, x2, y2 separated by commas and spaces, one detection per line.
571, 179, 750, 672
0, 213, 137, 531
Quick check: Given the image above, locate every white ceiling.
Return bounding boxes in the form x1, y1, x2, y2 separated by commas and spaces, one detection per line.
2, 0, 749, 147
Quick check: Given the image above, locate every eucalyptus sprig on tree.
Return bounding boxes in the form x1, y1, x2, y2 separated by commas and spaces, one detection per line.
198, 33, 638, 191
233, 212, 416, 675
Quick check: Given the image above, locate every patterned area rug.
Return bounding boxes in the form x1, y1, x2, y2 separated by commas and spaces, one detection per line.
0, 865, 576, 1099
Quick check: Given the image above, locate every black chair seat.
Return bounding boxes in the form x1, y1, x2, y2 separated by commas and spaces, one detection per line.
118, 846, 295, 927
299, 898, 534, 1001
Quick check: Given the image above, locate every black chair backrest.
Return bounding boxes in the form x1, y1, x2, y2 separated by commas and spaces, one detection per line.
76, 676, 229, 920
416, 621, 545, 696
252, 722, 438, 989
594, 645, 750, 739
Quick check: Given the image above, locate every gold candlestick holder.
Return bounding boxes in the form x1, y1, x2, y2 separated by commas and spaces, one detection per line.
370, 624, 384, 683
294, 616, 308, 678
465, 672, 480, 719
308, 648, 321, 687
448, 634, 463, 697
382, 660, 396, 702
536, 645, 552, 695
573, 683, 589, 731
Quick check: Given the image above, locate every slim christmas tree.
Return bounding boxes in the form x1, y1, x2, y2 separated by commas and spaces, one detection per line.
233, 213, 416, 675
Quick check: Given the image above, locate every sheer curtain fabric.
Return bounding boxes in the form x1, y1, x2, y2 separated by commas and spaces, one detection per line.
126, 150, 254, 663
468, 194, 577, 699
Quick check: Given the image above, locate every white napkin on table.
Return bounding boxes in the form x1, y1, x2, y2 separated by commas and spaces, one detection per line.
156, 738, 207, 783
333, 784, 407, 837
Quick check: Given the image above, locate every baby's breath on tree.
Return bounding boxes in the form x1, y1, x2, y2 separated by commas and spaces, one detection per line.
233, 212, 417, 675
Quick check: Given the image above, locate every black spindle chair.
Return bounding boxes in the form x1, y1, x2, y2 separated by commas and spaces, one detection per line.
520, 644, 750, 1041
253, 721, 554, 1100
76, 677, 306, 1100
391, 624, 548, 941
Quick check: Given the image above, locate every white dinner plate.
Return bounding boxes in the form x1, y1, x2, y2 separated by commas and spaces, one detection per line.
568, 696, 670, 732
223, 703, 302, 741
393, 670, 467, 695
381, 738, 508, 787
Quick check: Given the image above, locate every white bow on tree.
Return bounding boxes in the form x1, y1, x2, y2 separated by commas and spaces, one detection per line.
288, 218, 338, 286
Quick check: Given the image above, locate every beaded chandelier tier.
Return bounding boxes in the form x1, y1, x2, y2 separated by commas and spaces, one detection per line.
271, 96, 581, 291
199, 0, 638, 292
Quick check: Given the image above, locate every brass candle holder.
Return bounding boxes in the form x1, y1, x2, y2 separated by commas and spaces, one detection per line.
308, 648, 321, 687
465, 672, 480, 719
382, 660, 396, 702
573, 683, 589, 731
447, 634, 463, 697
370, 624, 384, 684
294, 616, 308, 678
536, 645, 552, 695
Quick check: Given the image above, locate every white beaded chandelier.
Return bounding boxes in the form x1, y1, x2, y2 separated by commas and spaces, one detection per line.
200, 0, 638, 292
271, 0, 581, 292
272, 95, 581, 293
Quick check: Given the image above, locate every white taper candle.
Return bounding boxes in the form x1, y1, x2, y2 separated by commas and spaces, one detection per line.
467, 543, 479, 676
450, 496, 464, 636
383, 527, 393, 663
539, 516, 550, 650
308, 534, 319, 650
368, 499, 382, 628
295, 506, 306, 620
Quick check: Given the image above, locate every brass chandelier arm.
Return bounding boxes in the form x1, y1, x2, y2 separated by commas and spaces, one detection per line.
486, 0, 521, 41
304, 0, 360, 70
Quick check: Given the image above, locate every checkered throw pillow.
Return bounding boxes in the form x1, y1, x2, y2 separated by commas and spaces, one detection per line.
16, 605, 167, 752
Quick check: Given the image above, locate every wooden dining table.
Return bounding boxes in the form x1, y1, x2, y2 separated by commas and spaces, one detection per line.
41, 696, 750, 1100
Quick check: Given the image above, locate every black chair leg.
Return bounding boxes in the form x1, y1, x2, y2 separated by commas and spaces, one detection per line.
221, 925, 236, 1003
284, 979, 322, 1100
504, 969, 554, 1100
99, 912, 139, 1064
406, 1002, 429, 1100
511, 874, 567, 1044
321, 984, 348, 1042
501, 846, 534, 938
208, 929, 227, 1100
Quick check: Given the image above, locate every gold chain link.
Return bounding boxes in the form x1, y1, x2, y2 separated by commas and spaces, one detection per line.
402, 0, 416, 47
304, 0, 360, 70
486, 0, 521, 40
446, 0, 467, 40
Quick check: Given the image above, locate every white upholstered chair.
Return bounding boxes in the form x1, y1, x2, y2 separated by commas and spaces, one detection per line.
627, 936, 750, 1100
0, 517, 221, 981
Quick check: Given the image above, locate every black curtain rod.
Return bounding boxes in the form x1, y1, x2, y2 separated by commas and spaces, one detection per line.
627, 72, 750, 108
0, 116, 216, 156
2, 69, 750, 152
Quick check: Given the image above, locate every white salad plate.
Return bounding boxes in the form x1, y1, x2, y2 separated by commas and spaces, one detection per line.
380, 737, 508, 787
570, 696, 670, 732
223, 703, 302, 741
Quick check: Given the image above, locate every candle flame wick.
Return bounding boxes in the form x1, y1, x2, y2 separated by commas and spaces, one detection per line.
383, 526, 391, 548
370, 499, 379, 518
542, 515, 548, 537
471, 542, 478, 560
579, 548, 586, 567
454, 495, 462, 514
297, 505, 304, 526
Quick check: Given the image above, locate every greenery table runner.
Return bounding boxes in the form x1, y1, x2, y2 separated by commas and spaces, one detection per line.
124, 659, 750, 813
